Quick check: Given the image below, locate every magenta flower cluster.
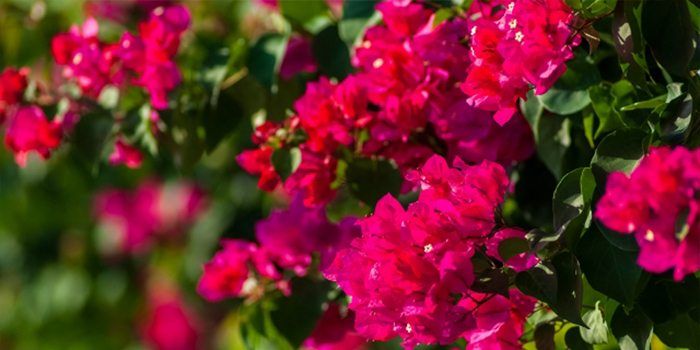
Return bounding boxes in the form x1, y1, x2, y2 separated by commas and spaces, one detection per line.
596, 146, 700, 281
237, 0, 542, 207
462, 0, 580, 124
197, 196, 360, 301
323, 154, 537, 349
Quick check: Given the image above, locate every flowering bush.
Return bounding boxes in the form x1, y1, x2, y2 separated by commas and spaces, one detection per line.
0, 0, 699, 349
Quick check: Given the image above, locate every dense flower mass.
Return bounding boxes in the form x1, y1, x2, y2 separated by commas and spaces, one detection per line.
94, 180, 206, 253
238, 0, 535, 207
197, 196, 360, 301
463, 0, 580, 124
4, 106, 63, 167
323, 155, 536, 349
52, 5, 190, 108
596, 146, 700, 280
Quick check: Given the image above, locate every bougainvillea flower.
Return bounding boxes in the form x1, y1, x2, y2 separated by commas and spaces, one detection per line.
4, 106, 63, 167
236, 147, 280, 192
596, 146, 700, 280
0, 67, 28, 123
109, 137, 144, 168
325, 155, 533, 349
142, 286, 201, 350
280, 35, 317, 79
303, 304, 368, 350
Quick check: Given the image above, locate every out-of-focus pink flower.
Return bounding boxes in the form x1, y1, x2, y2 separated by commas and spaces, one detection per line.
94, 181, 207, 254
0, 67, 28, 123
198, 239, 256, 301
4, 106, 63, 167
142, 287, 201, 350
109, 137, 144, 168
280, 35, 317, 79
303, 304, 368, 350
237, 147, 280, 192
596, 146, 700, 280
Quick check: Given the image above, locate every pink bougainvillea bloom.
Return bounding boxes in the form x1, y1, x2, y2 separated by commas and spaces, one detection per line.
142, 287, 201, 350
462, 0, 580, 125
0, 67, 28, 123
485, 228, 539, 272
280, 35, 317, 79
596, 146, 700, 280
284, 150, 337, 207
94, 181, 206, 254
325, 155, 532, 349
109, 137, 144, 168
463, 290, 536, 350
303, 303, 368, 350
236, 147, 280, 192
4, 106, 63, 167
197, 239, 256, 301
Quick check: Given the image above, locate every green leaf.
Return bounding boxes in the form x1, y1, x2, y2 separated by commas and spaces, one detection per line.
551, 252, 586, 326
537, 54, 601, 115
612, 0, 649, 89
588, 84, 626, 138
566, 327, 594, 350
247, 33, 288, 92
498, 237, 529, 263
312, 25, 354, 80
582, 105, 595, 148
71, 112, 115, 164
516, 263, 558, 306
657, 93, 693, 145
271, 148, 302, 182
278, 0, 328, 25
642, 0, 694, 77
345, 157, 403, 207
470, 267, 510, 298
655, 313, 700, 349
97, 85, 120, 110
611, 307, 652, 350
338, 0, 381, 44
432, 9, 455, 28
576, 225, 642, 305
638, 276, 678, 325
269, 278, 331, 349
553, 169, 586, 237
536, 114, 572, 179
198, 47, 231, 105
203, 89, 244, 153
589, 128, 647, 189
534, 323, 556, 350
580, 301, 609, 345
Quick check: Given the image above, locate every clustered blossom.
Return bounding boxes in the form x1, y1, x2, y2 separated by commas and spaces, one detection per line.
197, 196, 360, 301
94, 180, 206, 254
463, 0, 580, 124
324, 155, 537, 349
303, 303, 368, 350
596, 146, 700, 281
141, 284, 202, 350
238, 0, 535, 207
52, 5, 190, 109
0, 67, 70, 166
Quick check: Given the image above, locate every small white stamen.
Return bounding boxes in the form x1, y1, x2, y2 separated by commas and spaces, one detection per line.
153, 6, 164, 15
645, 230, 655, 242
515, 31, 524, 42
509, 19, 517, 29
373, 58, 384, 68
406, 324, 412, 333
73, 53, 83, 65
424, 244, 433, 253
123, 39, 131, 48
508, 3, 514, 11
471, 26, 477, 35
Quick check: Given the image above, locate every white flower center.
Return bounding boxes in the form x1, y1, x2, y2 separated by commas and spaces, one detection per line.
515, 31, 524, 42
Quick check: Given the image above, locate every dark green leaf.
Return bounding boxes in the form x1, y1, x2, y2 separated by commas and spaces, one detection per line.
536, 114, 572, 179
576, 225, 642, 305
312, 25, 354, 80
498, 237, 529, 263
638, 277, 678, 324
516, 263, 558, 306
470, 267, 510, 298
71, 112, 115, 164
537, 54, 601, 115
566, 327, 594, 350
658, 93, 693, 145
553, 168, 586, 234
654, 313, 700, 349
338, 0, 381, 44
345, 157, 402, 207
525, 229, 560, 256
271, 148, 302, 182
611, 307, 652, 350
279, 0, 328, 25
551, 252, 586, 326
269, 278, 331, 349
247, 33, 288, 92
534, 323, 556, 350
589, 128, 647, 189
580, 301, 609, 344
642, 0, 694, 77
198, 47, 230, 105
612, 0, 649, 89
203, 90, 243, 153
